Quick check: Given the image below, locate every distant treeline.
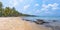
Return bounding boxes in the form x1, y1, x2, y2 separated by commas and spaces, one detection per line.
0, 2, 36, 17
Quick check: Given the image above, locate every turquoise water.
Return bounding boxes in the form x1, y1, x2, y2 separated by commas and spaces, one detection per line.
22, 16, 60, 30
22, 16, 60, 21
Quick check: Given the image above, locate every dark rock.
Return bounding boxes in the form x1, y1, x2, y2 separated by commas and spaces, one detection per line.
53, 20, 57, 22
34, 19, 49, 25
22, 19, 33, 22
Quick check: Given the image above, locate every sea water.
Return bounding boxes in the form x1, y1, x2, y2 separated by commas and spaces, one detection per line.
22, 16, 60, 21
22, 16, 60, 26
22, 16, 60, 30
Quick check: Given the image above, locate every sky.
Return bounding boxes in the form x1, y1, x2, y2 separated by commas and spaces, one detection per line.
0, 0, 60, 16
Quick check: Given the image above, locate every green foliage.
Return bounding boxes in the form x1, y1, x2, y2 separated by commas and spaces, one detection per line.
0, 2, 22, 17
2, 7, 21, 17
0, 2, 3, 8
0, 2, 36, 17
0, 2, 3, 16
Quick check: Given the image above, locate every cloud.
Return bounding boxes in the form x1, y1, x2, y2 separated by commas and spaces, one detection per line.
40, 3, 59, 14
9, 0, 18, 7
23, 5, 30, 10
19, 0, 24, 2
0, 0, 24, 7
50, 3, 59, 10
42, 3, 59, 10
35, 4, 39, 6
41, 4, 49, 10
47, 3, 59, 10
0, 0, 19, 8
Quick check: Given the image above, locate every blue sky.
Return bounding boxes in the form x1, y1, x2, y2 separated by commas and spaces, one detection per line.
0, 0, 60, 16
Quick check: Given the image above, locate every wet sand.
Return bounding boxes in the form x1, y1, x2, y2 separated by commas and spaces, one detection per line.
0, 17, 52, 30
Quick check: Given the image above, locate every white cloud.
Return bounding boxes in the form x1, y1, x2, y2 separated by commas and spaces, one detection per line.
41, 3, 59, 12
9, 0, 18, 7
0, 0, 19, 7
23, 5, 30, 10
40, 3, 59, 14
51, 3, 59, 10
47, 3, 59, 10
19, 0, 23, 2
41, 4, 49, 13
41, 4, 49, 10
35, 4, 39, 6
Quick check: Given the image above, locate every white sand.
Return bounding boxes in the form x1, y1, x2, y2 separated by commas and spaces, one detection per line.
0, 17, 52, 30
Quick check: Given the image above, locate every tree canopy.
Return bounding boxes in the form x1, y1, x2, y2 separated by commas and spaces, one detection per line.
0, 2, 36, 17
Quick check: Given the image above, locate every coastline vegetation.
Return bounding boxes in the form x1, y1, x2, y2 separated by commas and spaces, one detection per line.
0, 2, 36, 17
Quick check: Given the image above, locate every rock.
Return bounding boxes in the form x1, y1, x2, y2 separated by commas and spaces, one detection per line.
34, 19, 49, 24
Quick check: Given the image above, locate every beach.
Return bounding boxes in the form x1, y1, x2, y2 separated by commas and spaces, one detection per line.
0, 17, 52, 30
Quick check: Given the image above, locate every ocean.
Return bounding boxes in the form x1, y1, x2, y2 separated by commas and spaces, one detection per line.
22, 16, 60, 30
22, 16, 60, 21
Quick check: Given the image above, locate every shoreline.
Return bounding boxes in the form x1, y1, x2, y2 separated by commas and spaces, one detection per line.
0, 17, 52, 30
